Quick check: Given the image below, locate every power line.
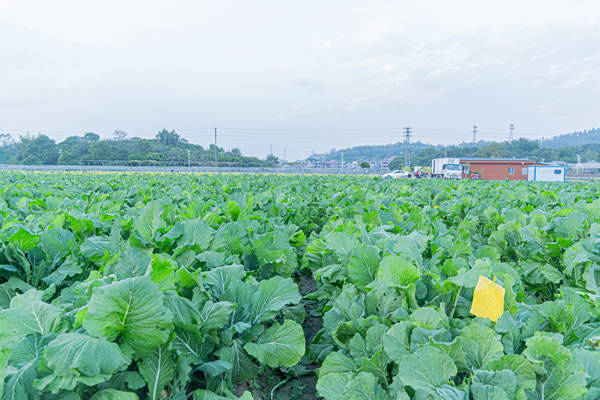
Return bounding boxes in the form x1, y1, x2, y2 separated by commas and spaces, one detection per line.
216, 132, 469, 139
214, 129, 489, 139
217, 126, 548, 136
0, 125, 557, 138
221, 126, 410, 132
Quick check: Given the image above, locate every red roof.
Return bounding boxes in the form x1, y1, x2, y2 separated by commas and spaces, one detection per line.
460, 159, 537, 164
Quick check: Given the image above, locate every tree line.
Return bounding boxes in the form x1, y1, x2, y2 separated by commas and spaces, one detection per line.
0, 130, 276, 167
314, 128, 600, 169
386, 138, 600, 170
2, 128, 600, 168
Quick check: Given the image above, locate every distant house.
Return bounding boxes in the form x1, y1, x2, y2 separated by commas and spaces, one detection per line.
460, 158, 538, 180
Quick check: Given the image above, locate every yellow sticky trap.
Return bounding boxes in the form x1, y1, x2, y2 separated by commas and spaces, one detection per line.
470, 276, 505, 322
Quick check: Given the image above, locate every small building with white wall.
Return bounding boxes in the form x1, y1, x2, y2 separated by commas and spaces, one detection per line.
527, 165, 566, 182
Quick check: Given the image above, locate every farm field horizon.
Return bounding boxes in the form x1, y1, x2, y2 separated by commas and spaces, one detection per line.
1, 172, 600, 399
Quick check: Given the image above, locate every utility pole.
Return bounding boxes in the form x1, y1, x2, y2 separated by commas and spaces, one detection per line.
509, 123, 515, 141
283, 146, 286, 160
187, 149, 191, 167
270, 144, 273, 154
214, 128, 217, 165
403, 127, 412, 166
577, 154, 582, 174
472, 125, 478, 143
341, 151, 344, 170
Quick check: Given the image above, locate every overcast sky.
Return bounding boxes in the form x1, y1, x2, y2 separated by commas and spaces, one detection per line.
1, 1, 599, 160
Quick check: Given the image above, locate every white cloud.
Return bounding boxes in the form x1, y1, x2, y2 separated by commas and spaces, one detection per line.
0, 0, 598, 159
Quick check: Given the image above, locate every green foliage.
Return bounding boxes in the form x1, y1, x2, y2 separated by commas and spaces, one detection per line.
244, 320, 305, 368
265, 154, 279, 166
16, 135, 60, 165
155, 129, 182, 146
318, 128, 600, 164
301, 176, 600, 399
35, 333, 128, 392
84, 132, 100, 141
3, 131, 269, 166
388, 157, 404, 170
82, 276, 172, 356
138, 346, 175, 400
2, 172, 600, 399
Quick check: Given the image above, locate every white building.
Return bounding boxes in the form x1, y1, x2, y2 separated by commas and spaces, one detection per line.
527, 165, 566, 182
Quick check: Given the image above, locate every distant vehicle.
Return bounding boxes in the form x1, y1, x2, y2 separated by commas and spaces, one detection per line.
383, 170, 412, 179
431, 158, 462, 179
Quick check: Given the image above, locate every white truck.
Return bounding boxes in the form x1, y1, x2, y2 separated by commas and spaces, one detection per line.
431, 158, 462, 179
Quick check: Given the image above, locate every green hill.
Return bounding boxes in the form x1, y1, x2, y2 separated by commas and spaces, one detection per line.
0, 130, 271, 167
540, 127, 600, 148
313, 128, 600, 167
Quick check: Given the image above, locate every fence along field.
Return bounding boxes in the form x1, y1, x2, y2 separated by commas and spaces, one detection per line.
0, 171, 599, 399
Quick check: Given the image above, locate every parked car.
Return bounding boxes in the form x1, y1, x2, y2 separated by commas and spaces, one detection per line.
382, 170, 412, 179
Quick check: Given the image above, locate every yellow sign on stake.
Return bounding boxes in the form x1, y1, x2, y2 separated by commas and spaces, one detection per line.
470, 275, 505, 322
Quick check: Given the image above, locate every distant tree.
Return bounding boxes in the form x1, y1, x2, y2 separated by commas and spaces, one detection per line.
512, 138, 539, 154
413, 148, 442, 166
582, 150, 596, 162
58, 151, 75, 165
155, 129, 181, 145
59, 136, 89, 161
0, 133, 14, 146
558, 147, 576, 161
360, 161, 370, 169
266, 154, 279, 166
62, 136, 84, 145
208, 144, 225, 155
475, 143, 507, 158
16, 135, 59, 165
0, 144, 16, 163
83, 132, 100, 141
113, 129, 127, 141
88, 141, 114, 161
388, 157, 404, 170
0, 129, 276, 167
135, 141, 152, 154
22, 155, 42, 165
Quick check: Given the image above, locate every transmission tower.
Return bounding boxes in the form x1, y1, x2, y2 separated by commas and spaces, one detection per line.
472, 125, 478, 143
509, 123, 515, 141
403, 127, 412, 166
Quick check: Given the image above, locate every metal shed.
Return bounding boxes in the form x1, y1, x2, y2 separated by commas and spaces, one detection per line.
527, 165, 566, 182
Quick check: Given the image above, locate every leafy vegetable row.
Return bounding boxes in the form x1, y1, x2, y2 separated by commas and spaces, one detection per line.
1, 172, 600, 399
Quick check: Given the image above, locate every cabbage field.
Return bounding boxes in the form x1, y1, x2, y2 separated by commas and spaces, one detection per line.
1, 172, 599, 399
